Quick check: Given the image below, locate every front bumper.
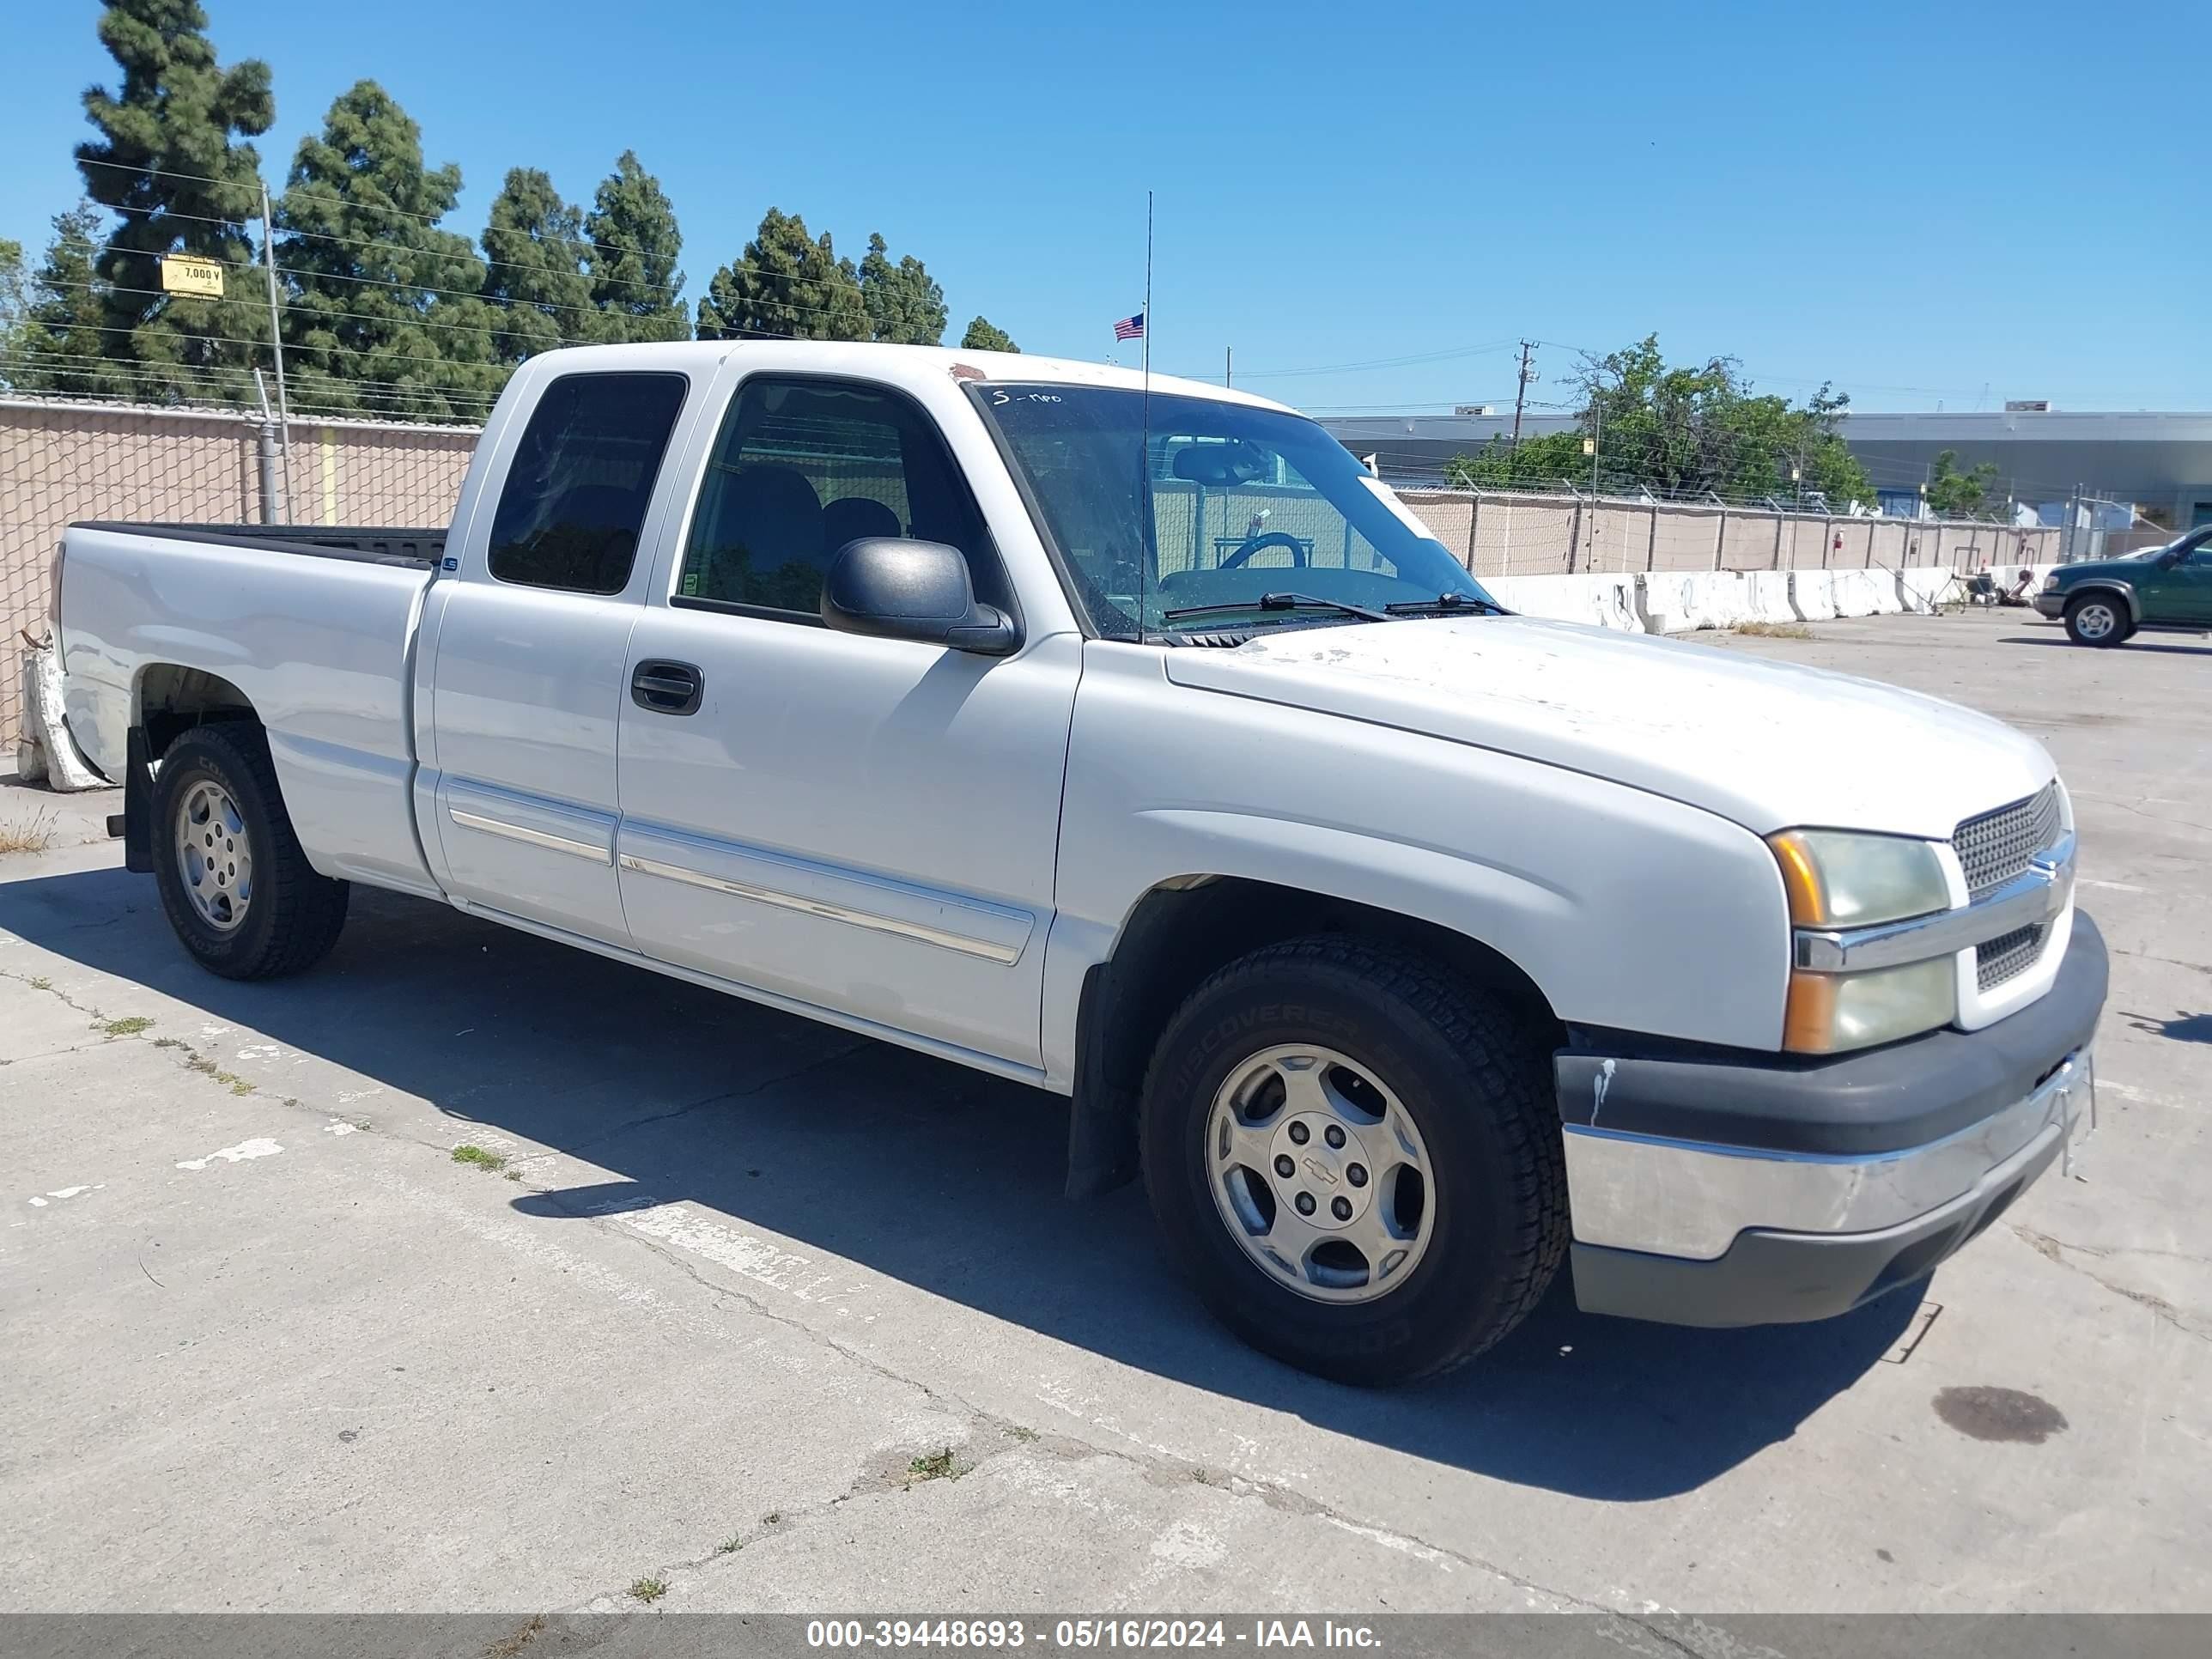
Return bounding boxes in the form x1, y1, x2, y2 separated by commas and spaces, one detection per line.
2033, 592, 2067, 617
1557, 911, 2106, 1328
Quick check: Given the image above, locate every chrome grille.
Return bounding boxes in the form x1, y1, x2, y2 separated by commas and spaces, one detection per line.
1977, 923, 2046, 992
1952, 783, 2062, 897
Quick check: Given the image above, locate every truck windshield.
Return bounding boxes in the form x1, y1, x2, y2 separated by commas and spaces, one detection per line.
974, 383, 1495, 638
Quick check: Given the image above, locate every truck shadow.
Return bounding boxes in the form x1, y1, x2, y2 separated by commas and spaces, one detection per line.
1, 865, 1916, 1503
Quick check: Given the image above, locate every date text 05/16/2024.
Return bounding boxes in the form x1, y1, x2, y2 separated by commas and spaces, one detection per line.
805, 1620, 1384, 1650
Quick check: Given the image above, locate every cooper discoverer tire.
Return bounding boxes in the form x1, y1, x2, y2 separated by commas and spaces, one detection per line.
151, 723, 349, 980
1139, 936, 1567, 1385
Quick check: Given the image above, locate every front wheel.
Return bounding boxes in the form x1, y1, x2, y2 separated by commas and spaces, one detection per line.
151, 724, 349, 979
2063, 592, 2127, 646
1140, 938, 1567, 1385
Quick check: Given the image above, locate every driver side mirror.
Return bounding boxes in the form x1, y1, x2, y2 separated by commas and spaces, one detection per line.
821, 538, 1019, 657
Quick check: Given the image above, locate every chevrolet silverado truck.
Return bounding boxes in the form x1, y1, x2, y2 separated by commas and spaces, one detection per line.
54, 342, 2104, 1384
2036, 524, 2212, 644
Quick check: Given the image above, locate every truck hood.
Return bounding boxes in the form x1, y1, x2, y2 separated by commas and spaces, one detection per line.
1162, 617, 2055, 839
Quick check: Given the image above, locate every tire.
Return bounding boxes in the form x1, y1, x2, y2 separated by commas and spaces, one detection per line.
151, 723, 349, 979
2063, 592, 2127, 647
1140, 937, 1567, 1385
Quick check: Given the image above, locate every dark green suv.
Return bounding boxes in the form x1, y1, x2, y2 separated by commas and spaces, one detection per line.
2036, 525, 2212, 645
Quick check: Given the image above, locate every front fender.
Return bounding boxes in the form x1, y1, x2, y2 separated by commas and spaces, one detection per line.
1042, 653, 1795, 1088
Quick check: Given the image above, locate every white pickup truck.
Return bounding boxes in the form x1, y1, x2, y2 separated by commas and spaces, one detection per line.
55, 341, 2104, 1383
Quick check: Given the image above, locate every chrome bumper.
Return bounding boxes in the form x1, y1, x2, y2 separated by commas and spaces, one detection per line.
1563, 1045, 2094, 1261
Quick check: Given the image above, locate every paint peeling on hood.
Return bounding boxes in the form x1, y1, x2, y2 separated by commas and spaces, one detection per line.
1161, 617, 2054, 839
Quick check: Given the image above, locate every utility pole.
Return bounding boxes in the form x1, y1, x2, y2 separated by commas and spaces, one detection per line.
1224, 346, 1232, 388
1510, 340, 1535, 450
259, 180, 289, 452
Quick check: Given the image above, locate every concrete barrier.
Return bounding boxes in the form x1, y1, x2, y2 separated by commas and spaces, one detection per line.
1828, 568, 1899, 617
1487, 573, 1644, 632
1747, 572, 1796, 623
1896, 568, 1954, 614
1790, 571, 1838, 622
1636, 572, 1698, 634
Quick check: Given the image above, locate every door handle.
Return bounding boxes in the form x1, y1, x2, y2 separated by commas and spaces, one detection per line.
630, 659, 702, 716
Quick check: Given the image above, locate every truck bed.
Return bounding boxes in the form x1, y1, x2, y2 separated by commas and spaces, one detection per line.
58, 519, 442, 898
70, 521, 447, 568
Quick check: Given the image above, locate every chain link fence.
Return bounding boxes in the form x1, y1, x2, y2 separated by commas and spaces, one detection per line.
3, 398, 475, 741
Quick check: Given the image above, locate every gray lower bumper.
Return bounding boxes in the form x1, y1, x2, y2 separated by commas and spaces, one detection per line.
1571, 1084, 2084, 1327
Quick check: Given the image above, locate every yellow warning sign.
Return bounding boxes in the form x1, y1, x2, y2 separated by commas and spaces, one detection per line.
159, 256, 225, 298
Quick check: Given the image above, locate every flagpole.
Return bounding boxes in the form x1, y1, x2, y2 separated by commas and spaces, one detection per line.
1136, 190, 1154, 639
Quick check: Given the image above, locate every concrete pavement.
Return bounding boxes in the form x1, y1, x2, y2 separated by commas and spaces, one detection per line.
1, 604, 2205, 1615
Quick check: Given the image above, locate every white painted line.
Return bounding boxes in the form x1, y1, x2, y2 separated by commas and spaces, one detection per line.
26, 1184, 106, 1208
606, 1200, 875, 1318
2081, 878, 2148, 894
176, 1137, 283, 1171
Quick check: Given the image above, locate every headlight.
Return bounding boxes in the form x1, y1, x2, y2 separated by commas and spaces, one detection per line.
1769, 830, 1956, 1054
1783, 957, 1956, 1054
1768, 830, 1950, 927
2041, 574, 2059, 592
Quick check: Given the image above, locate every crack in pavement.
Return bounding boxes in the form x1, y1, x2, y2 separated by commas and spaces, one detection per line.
533, 1184, 1605, 1617
2010, 1223, 2212, 1344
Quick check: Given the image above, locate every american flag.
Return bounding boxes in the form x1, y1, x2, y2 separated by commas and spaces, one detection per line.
1113, 312, 1146, 342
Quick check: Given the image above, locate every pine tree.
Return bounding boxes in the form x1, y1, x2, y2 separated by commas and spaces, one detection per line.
274, 81, 498, 422
482, 167, 592, 365
695, 210, 866, 342
959, 316, 1017, 353
74, 0, 276, 404
8, 204, 128, 398
583, 152, 686, 343
857, 234, 946, 345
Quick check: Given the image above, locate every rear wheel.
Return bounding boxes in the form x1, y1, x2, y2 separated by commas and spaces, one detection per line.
1140, 937, 1566, 1385
2063, 592, 2126, 646
151, 724, 349, 979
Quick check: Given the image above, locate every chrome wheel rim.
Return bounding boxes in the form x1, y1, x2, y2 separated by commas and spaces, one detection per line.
1206, 1044, 1437, 1304
2075, 602, 2116, 640
175, 781, 252, 932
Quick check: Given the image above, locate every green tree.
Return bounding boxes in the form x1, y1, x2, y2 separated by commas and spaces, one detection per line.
857, 234, 945, 345
0, 240, 27, 382
695, 209, 866, 342
8, 204, 125, 397
582, 151, 686, 343
481, 167, 591, 365
275, 81, 499, 422
958, 315, 1017, 353
73, 0, 276, 404
1449, 336, 1871, 504
1444, 429, 1588, 490
1924, 449, 2001, 517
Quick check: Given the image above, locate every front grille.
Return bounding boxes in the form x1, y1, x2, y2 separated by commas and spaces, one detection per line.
1952, 783, 2062, 896
1977, 923, 2046, 992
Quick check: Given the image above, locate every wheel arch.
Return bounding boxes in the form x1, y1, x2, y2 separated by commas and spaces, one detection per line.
2063, 580, 2139, 623
1066, 874, 1564, 1198
123, 665, 263, 873
136, 662, 262, 757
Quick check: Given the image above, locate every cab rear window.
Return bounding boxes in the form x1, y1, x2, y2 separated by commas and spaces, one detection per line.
487, 373, 688, 594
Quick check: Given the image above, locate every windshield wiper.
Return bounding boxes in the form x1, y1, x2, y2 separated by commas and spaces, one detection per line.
1383, 592, 1511, 617
1161, 591, 1395, 625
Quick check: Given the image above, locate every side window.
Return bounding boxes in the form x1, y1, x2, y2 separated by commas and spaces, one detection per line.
486, 373, 688, 594
678, 377, 1004, 617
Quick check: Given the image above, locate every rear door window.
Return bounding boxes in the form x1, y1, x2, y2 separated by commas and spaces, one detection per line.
487, 373, 688, 593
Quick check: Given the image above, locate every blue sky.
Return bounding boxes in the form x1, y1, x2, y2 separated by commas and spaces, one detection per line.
4, 0, 2205, 414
